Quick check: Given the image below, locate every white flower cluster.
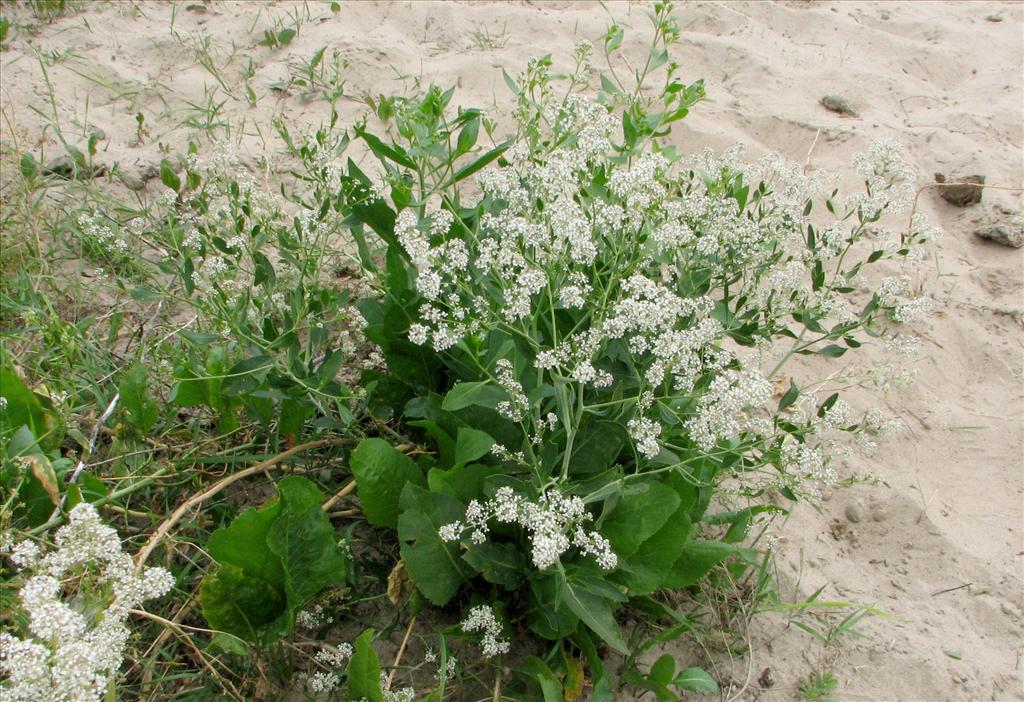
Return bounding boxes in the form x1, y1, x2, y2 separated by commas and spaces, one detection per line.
495, 359, 528, 421
296, 604, 333, 630
847, 138, 917, 219
460, 605, 510, 658
685, 369, 773, 451
878, 275, 933, 324
305, 643, 353, 696
0, 503, 173, 702
76, 212, 128, 254
439, 487, 617, 571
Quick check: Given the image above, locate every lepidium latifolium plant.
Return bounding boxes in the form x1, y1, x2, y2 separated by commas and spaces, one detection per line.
332, 2, 939, 696
0, 503, 174, 702
134, 134, 386, 438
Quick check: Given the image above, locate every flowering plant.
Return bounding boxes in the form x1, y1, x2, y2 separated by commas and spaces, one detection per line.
0, 504, 173, 702
338, 1, 937, 668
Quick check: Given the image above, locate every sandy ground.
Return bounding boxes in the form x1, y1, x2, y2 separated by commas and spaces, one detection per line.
1, 1, 1021, 700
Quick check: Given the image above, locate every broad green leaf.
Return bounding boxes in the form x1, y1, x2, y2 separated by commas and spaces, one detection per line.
206, 498, 284, 591
572, 628, 613, 702
397, 484, 472, 605
159, 159, 180, 191
0, 367, 49, 442
169, 365, 208, 407
221, 355, 272, 396
427, 462, 503, 503
462, 540, 526, 589
199, 563, 286, 642
266, 476, 348, 618
20, 152, 38, 181
569, 418, 628, 475
661, 539, 738, 589
618, 506, 692, 595
441, 380, 490, 411
346, 629, 384, 702
455, 117, 480, 155
442, 141, 510, 188
119, 363, 158, 432
359, 129, 417, 169
559, 568, 628, 654
525, 573, 579, 641
778, 379, 800, 412
674, 666, 719, 693
520, 657, 563, 702
453, 427, 494, 467
601, 480, 680, 557
649, 654, 676, 685
350, 438, 426, 528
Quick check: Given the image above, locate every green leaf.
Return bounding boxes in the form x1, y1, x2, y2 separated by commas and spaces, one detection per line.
266, 476, 348, 619
569, 418, 628, 475
159, 159, 180, 191
520, 657, 564, 702
119, 363, 158, 432
453, 427, 494, 467
526, 572, 579, 641
199, 563, 287, 642
573, 628, 613, 702
220, 355, 272, 396
649, 654, 676, 685
0, 367, 48, 441
397, 484, 473, 605
817, 344, 848, 359
206, 498, 285, 591
427, 462, 503, 503
462, 540, 526, 589
777, 380, 800, 412
277, 27, 296, 45
601, 480, 680, 557
442, 141, 510, 188
559, 568, 629, 654
346, 629, 385, 702
359, 128, 417, 169
350, 438, 426, 528
619, 505, 692, 595
169, 365, 208, 408
441, 380, 490, 411
455, 117, 480, 155
661, 539, 738, 589
345, 159, 398, 248
20, 152, 38, 182
674, 666, 719, 693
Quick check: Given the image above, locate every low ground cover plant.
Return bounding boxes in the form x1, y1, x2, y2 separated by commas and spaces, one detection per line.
0, 3, 938, 700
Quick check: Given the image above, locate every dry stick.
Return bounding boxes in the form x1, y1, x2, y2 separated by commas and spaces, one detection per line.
135, 437, 353, 570
131, 608, 245, 702
52, 391, 121, 518
321, 479, 356, 512
385, 615, 417, 691
139, 597, 196, 675
802, 127, 822, 172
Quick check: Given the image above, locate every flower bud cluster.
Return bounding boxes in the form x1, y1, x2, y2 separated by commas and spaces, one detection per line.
440, 486, 617, 571
459, 605, 510, 658
0, 503, 173, 702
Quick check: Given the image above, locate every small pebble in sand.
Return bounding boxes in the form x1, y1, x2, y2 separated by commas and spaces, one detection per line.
975, 219, 1023, 248
935, 172, 985, 206
821, 94, 858, 116
845, 503, 864, 523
